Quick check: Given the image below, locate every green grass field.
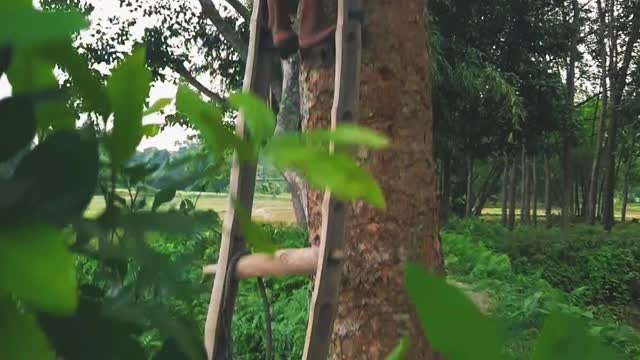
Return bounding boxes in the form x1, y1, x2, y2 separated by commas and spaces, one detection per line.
86, 191, 297, 224
87, 191, 640, 224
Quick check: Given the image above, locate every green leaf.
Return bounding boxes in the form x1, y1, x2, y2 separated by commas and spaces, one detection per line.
405, 263, 503, 360
119, 211, 218, 235
142, 124, 161, 138
232, 199, 277, 254
305, 125, 390, 149
106, 47, 152, 168
35, 99, 75, 131
144, 97, 172, 116
264, 138, 385, 208
123, 163, 159, 185
229, 92, 275, 147
531, 312, 621, 360
0, 226, 77, 314
0, 9, 88, 47
37, 41, 110, 118
176, 85, 251, 160
152, 187, 177, 212
386, 336, 410, 360
0, 95, 36, 162
7, 129, 99, 226
6, 47, 57, 95
0, 296, 55, 360
37, 296, 146, 360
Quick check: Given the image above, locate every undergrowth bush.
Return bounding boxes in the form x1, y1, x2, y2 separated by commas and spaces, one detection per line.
442, 219, 640, 358
75, 224, 310, 359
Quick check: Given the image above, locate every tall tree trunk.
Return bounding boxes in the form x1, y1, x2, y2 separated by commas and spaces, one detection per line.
621, 155, 633, 222
532, 157, 538, 226
521, 146, 530, 224
274, 54, 309, 228
587, 0, 609, 224
465, 154, 474, 217
501, 153, 509, 226
508, 153, 518, 230
473, 161, 500, 217
562, 0, 580, 229
544, 155, 552, 227
601, 3, 640, 230
440, 152, 451, 226
299, 1, 445, 358
597, 176, 605, 219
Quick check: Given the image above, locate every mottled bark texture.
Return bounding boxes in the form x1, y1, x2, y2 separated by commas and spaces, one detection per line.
299, 1, 445, 358
274, 54, 309, 228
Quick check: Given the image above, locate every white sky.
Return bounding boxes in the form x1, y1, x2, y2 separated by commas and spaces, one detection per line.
1, 0, 210, 151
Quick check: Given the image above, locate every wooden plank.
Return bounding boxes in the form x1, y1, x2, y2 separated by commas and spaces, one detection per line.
203, 0, 273, 358
302, 0, 363, 359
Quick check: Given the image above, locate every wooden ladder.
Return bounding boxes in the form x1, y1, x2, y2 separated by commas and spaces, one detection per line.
203, 0, 363, 359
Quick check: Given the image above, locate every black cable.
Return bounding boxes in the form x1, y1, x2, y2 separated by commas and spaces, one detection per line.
219, 250, 274, 360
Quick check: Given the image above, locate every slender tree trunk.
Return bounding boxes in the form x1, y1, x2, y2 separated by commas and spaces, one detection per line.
587, 0, 609, 224
521, 146, 529, 224
440, 153, 451, 225
602, 3, 640, 230
473, 161, 499, 217
562, 0, 580, 230
544, 155, 552, 227
501, 153, 509, 226
532, 157, 538, 226
465, 154, 474, 217
621, 155, 633, 222
597, 176, 605, 219
274, 54, 310, 228
508, 153, 517, 230
299, 1, 444, 357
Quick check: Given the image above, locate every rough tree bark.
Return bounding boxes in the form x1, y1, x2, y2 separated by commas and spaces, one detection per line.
299, 1, 445, 358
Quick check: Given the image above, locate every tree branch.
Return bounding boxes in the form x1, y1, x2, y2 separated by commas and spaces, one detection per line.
203, 247, 320, 279
173, 63, 228, 107
223, 0, 250, 22
198, 0, 248, 60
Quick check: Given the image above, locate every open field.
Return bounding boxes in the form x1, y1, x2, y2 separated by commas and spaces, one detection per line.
87, 192, 640, 224
86, 191, 297, 224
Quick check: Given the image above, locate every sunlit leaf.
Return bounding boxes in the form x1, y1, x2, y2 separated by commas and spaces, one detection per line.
229, 92, 275, 147
144, 98, 172, 116
305, 125, 390, 149
0, 95, 36, 162
0, 226, 77, 314
532, 312, 621, 360
232, 199, 277, 254
6, 47, 57, 95
152, 187, 177, 211
0, 9, 88, 47
264, 138, 385, 208
0, 296, 55, 360
405, 263, 503, 360
386, 336, 410, 360
176, 84, 252, 160
106, 47, 152, 168
38, 41, 110, 118
142, 124, 161, 138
